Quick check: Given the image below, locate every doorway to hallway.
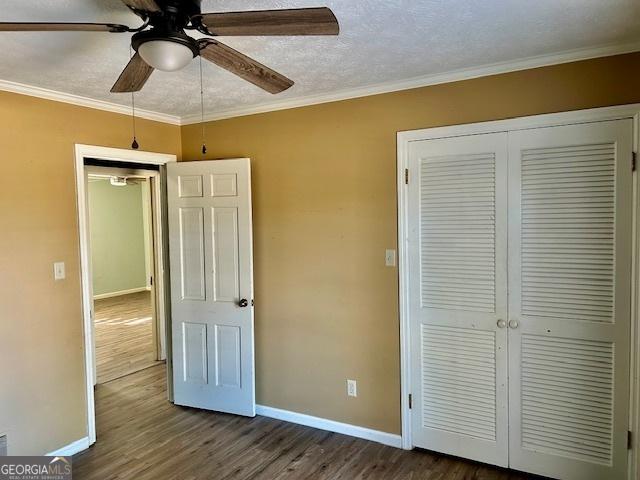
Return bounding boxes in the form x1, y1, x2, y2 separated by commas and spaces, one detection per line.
87, 168, 165, 384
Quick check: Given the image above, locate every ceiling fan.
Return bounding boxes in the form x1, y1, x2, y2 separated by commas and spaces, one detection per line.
0, 0, 339, 94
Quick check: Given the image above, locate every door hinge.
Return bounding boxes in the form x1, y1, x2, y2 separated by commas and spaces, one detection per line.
408, 393, 412, 409
633, 152, 637, 172
628, 430, 633, 450
150, 276, 153, 286
404, 168, 409, 185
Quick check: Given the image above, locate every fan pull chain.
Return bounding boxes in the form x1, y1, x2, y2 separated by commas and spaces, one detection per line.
130, 45, 139, 150
131, 92, 139, 150
199, 55, 207, 155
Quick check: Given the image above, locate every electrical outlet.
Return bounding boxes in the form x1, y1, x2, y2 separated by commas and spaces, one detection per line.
347, 379, 357, 397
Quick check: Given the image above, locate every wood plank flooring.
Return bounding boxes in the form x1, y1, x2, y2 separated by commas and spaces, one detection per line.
74, 365, 537, 479
94, 291, 163, 384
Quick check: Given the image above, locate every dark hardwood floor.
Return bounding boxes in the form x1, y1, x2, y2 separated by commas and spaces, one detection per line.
74, 365, 536, 479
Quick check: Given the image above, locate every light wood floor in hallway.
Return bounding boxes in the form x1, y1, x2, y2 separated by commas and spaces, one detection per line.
74, 365, 536, 480
94, 291, 163, 384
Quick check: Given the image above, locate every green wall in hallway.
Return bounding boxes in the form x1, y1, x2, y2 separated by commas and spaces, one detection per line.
88, 178, 148, 297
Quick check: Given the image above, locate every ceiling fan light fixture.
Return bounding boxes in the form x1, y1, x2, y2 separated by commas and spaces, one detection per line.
138, 39, 194, 72
110, 176, 128, 187
3, 1, 340, 94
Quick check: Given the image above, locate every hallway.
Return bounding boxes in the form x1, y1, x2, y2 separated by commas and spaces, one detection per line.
94, 291, 162, 384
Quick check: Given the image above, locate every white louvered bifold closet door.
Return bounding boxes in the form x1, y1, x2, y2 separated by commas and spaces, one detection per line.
507, 119, 633, 480
407, 133, 509, 467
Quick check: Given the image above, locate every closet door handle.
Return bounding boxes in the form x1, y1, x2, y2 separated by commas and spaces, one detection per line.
497, 319, 507, 329
508, 319, 519, 329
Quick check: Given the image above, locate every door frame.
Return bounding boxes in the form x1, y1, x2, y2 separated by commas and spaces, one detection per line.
74, 144, 176, 445
397, 104, 640, 479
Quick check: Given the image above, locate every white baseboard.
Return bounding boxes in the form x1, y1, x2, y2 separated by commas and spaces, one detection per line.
256, 405, 402, 448
93, 286, 150, 300
46, 437, 90, 457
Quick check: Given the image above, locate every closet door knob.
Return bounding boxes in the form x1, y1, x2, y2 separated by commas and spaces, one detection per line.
509, 319, 519, 329
497, 319, 507, 329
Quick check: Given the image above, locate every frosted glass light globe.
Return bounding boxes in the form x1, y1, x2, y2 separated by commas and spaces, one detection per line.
138, 40, 194, 72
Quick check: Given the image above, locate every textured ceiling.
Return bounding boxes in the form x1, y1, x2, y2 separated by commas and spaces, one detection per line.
1, 0, 640, 120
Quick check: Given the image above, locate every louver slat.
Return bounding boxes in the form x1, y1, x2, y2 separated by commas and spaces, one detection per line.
521, 335, 613, 465
421, 325, 497, 441
420, 153, 496, 312
521, 143, 615, 323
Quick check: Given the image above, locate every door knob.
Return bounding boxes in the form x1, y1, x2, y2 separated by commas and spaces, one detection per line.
497, 319, 507, 329
509, 319, 519, 329
238, 298, 249, 308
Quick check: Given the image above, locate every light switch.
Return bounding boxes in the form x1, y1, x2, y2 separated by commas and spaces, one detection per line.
347, 379, 357, 397
53, 262, 65, 280
385, 249, 396, 267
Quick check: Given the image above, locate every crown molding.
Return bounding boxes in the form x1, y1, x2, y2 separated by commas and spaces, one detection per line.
1, 40, 639, 127
180, 40, 640, 125
0, 78, 181, 125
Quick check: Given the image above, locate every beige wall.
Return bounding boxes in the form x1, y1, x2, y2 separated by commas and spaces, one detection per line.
181, 52, 640, 435
0, 92, 180, 455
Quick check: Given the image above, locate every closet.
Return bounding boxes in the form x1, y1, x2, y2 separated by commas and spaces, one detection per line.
404, 118, 633, 480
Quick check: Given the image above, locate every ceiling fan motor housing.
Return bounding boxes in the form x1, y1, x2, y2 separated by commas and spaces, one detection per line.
143, 0, 202, 31
141, 0, 202, 22
130, 0, 202, 56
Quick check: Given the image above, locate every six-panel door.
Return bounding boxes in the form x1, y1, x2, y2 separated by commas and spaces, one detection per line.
167, 159, 255, 416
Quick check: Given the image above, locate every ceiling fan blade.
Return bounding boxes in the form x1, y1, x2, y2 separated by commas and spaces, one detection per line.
0, 22, 130, 32
199, 40, 293, 94
120, 0, 161, 14
111, 53, 154, 93
197, 7, 339, 36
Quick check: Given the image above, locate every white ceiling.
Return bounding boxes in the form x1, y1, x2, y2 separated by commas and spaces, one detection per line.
1, 0, 640, 122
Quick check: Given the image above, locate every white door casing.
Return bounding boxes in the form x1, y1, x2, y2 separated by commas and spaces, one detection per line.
75, 144, 176, 445
167, 158, 255, 416
507, 119, 633, 480
407, 133, 509, 467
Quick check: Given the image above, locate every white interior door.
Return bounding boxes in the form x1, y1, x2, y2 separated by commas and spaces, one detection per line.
167, 158, 255, 416
407, 133, 509, 466
507, 119, 633, 479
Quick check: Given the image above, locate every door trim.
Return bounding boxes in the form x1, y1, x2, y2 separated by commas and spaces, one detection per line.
397, 104, 640, 479
74, 144, 176, 445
